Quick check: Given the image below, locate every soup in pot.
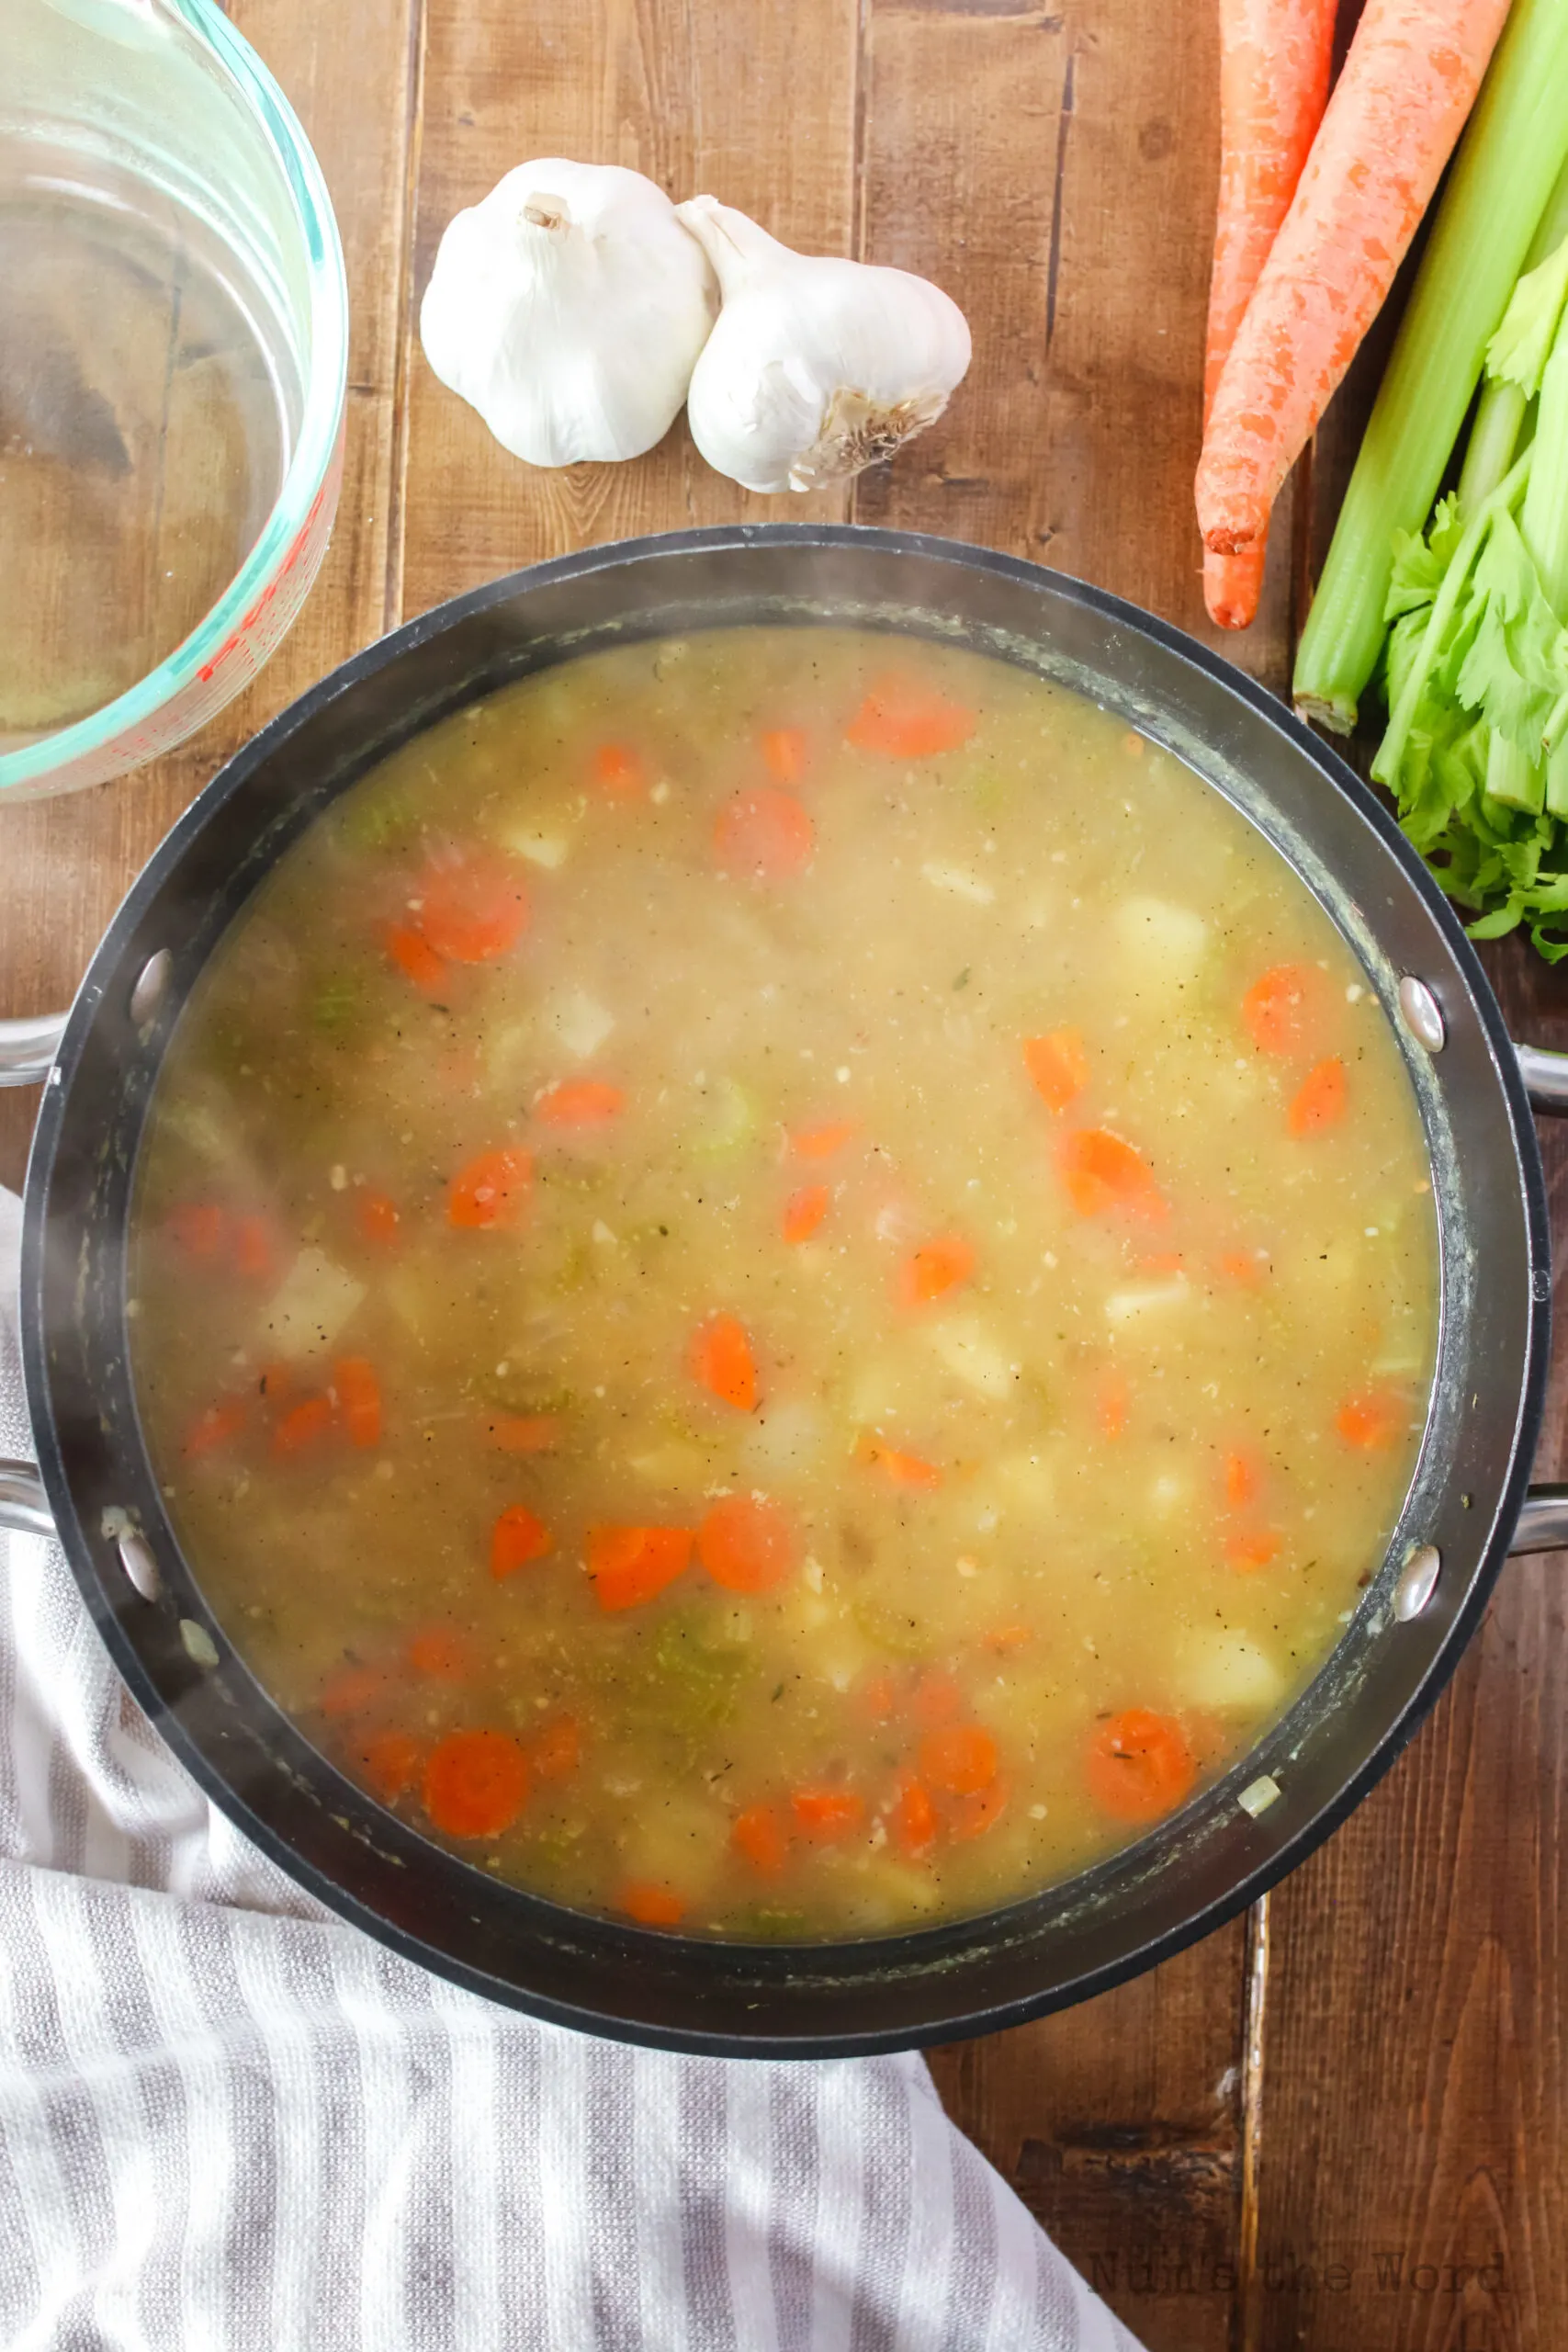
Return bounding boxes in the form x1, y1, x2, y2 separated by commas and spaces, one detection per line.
130, 628, 1438, 1939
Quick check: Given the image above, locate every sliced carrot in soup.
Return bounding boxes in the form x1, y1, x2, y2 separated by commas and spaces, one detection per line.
446, 1146, 532, 1230
491, 1502, 553, 1578
592, 742, 647, 798
1057, 1127, 1168, 1220
487, 1413, 564, 1455
334, 1357, 382, 1450
1222, 1448, 1261, 1510
1085, 1709, 1196, 1824
760, 727, 807, 784
618, 1882, 684, 1928
783, 1183, 829, 1244
790, 1120, 857, 1160
893, 1775, 937, 1857
383, 922, 448, 997
357, 1191, 401, 1246
1335, 1389, 1404, 1450
856, 1433, 943, 1491
951, 1774, 1010, 1840
423, 1729, 528, 1838
1023, 1030, 1088, 1114
713, 786, 815, 881
1288, 1057, 1346, 1136
536, 1079, 625, 1127
846, 675, 976, 758
587, 1525, 694, 1612
791, 1788, 865, 1841
899, 1234, 976, 1308
273, 1395, 334, 1457
732, 1803, 790, 1876
359, 1730, 422, 1804
320, 1661, 391, 1720
231, 1214, 276, 1280
908, 1670, 962, 1729
406, 1627, 469, 1679
697, 1496, 796, 1593
414, 851, 527, 963
1243, 963, 1319, 1055
688, 1313, 760, 1412
529, 1714, 581, 1781
184, 1399, 248, 1459
919, 1724, 998, 1796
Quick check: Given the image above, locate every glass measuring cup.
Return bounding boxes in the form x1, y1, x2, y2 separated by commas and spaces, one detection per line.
0, 0, 349, 803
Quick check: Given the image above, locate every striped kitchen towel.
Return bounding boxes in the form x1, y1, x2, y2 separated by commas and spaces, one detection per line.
0, 1186, 1143, 2352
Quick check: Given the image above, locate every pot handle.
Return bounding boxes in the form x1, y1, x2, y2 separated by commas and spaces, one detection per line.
1509, 1041, 1568, 1550
0, 1012, 69, 1088
1517, 1041, 1568, 1113
0, 1459, 54, 1541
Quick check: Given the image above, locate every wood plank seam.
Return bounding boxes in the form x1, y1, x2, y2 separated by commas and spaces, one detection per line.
384, 0, 430, 636
1237, 1892, 1270, 2352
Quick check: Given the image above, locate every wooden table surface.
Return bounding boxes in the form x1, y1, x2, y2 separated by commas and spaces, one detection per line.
3, 4, 1565, 2346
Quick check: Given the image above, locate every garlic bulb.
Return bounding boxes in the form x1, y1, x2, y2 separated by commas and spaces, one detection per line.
674, 197, 971, 493
420, 161, 717, 468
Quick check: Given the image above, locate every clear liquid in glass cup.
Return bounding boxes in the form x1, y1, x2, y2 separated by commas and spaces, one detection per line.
0, 142, 296, 747
0, 0, 346, 798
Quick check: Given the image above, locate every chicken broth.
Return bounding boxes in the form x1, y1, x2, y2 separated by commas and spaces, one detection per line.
130, 628, 1438, 1939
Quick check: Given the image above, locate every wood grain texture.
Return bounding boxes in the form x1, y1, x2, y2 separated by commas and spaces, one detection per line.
854, 0, 1293, 686
0, 0, 421, 1193
927, 1937, 1249, 2352
396, 0, 860, 624
1244, 943, 1568, 2352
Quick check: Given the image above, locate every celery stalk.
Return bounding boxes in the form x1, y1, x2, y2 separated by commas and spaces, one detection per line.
1523, 316, 1568, 612
1527, 316, 1568, 815
1485, 732, 1544, 815
1292, 0, 1568, 732
1370, 450, 1531, 789
1457, 382, 1528, 512
1461, 157, 1568, 510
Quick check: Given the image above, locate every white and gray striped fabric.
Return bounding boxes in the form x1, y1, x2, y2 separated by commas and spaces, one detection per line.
0, 1186, 1144, 2352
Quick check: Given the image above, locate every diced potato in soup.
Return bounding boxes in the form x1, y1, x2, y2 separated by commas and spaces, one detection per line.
130, 628, 1438, 1940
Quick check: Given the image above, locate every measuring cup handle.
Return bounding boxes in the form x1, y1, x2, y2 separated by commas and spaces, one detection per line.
0, 1012, 69, 1088
1509, 1043, 1568, 1551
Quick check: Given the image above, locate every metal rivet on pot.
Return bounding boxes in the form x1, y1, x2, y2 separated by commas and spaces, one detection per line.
1394, 1543, 1441, 1621
118, 1532, 161, 1601
1397, 976, 1445, 1053
130, 949, 173, 1030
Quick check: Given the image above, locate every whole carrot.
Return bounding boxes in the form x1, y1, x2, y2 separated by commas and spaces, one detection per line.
1201, 0, 1338, 628
1197, 0, 1512, 558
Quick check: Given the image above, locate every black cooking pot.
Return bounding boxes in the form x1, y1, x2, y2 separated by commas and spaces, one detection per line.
5, 525, 1567, 2058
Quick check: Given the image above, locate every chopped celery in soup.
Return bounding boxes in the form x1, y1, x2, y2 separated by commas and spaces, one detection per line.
130, 628, 1438, 1939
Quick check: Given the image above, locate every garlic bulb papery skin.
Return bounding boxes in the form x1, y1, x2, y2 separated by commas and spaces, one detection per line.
420, 161, 717, 468
673, 197, 971, 494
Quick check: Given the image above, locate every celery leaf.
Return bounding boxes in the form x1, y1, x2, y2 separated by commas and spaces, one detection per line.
1455, 509, 1568, 750
1487, 233, 1568, 399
